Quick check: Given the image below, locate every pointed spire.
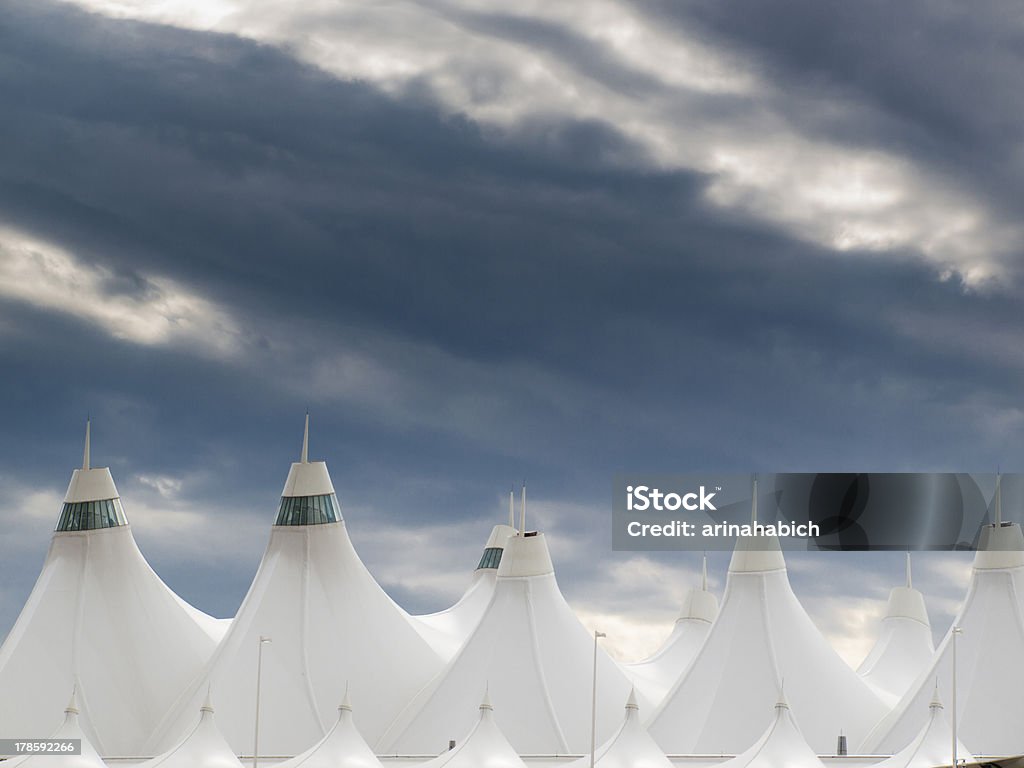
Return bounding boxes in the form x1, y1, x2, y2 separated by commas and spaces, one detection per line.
929, 679, 943, 711
995, 471, 1003, 526
906, 551, 913, 589
519, 482, 526, 535
480, 684, 493, 711
775, 680, 789, 710
300, 412, 310, 464
509, 488, 515, 529
339, 681, 352, 712
701, 552, 708, 591
65, 684, 80, 715
751, 474, 758, 524
200, 684, 214, 713
82, 418, 91, 470
625, 686, 639, 711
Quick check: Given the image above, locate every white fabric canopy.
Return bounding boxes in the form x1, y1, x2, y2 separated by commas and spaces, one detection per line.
4, 690, 107, 768
715, 693, 826, 768
863, 522, 1024, 757
858, 555, 934, 703
646, 534, 887, 755
872, 687, 974, 768
147, 455, 444, 757
415, 693, 527, 768
379, 532, 638, 756
0, 460, 224, 757
273, 691, 382, 768
566, 690, 672, 768
138, 695, 243, 768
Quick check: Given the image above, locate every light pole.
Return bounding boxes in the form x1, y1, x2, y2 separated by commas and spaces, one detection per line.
254, 635, 272, 768
590, 630, 606, 768
951, 626, 962, 768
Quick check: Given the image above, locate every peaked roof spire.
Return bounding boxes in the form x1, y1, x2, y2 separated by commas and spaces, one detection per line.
66, 684, 80, 715
201, 684, 214, 713
83, 418, 91, 470
906, 552, 913, 589
625, 687, 639, 711
929, 680, 942, 711
995, 471, 1002, 526
480, 684, 493, 711
301, 412, 310, 464
751, 474, 758, 524
776, 680, 789, 710
509, 488, 515, 529
340, 681, 351, 712
701, 552, 708, 591
519, 483, 526, 535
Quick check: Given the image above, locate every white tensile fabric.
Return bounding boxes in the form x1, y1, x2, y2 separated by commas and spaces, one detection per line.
646, 534, 887, 755
566, 689, 672, 768
858, 555, 934, 703
379, 532, 639, 756
146, 456, 444, 757
4, 690, 107, 768
415, 524, 517, 659
138, 695, 243, 768
624, 557, 717, 705
275, 692, 383, 768
872, 687, 974, 768
863, 522, 1024, 757
0, 463, 224, 756
716, 693, 826, 768
415, 693, 527, 768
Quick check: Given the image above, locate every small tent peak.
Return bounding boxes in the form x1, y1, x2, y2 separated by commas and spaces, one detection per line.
929, 680, 943, 711
509, 488, 515, 529
83, 418, 91, 470
995, 471, 1003, 526
301, 412, 310, 464
625, 687, 639, 711
701, 552, 708, 591
65, 685, 80, 715
906, 552, 913, 589
200, 685, 214, 714
519, 483, 527, 535
339, 682, 352, 712
480, 685, 493, 711
775, 682, 789, 711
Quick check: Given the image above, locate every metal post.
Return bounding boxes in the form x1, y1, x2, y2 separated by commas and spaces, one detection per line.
590, 630, 606, 768
254, 636, 272, 768
951, 626, 962, 768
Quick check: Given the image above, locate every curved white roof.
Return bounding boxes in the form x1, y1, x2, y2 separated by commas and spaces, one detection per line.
139, 694, 243, 768
858, 555, 934, 702
415, 524, 517, 658
274, 691, 383, 768
863, 521, 1024, 757
566, 690, 672, 768
625, 556, 717, 704
873, 687, 974, 768
716, 693, 826, 768
379, 532, 639, 755
416, 692, 527, 768
0, 428, 225, 757
647, 531, 887, 755
147, 424, 444, 757
4, 690, 107, 768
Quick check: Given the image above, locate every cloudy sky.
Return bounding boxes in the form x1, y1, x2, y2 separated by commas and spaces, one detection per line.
0, 0, 1021, 665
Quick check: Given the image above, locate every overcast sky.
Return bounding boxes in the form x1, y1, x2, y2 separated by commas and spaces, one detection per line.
1, 0, 1021, 665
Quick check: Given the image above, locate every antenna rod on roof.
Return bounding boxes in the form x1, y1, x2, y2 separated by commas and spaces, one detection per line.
82, 418, 91, 471
509, 488, 515, 529
301, 413, 310, 464
520, 482, 527, 535
996, 470, 1002, 526
906, 551, 913, 589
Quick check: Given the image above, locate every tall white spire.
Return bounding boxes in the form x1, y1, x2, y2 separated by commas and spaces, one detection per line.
906, 552, 913, 589
701, 553, 708, 591
66, 684, 80, 715
509, 489, 515, 529
301, 413, 310, 464
83, 418, 91, 470
751, 475, 758, 524
995, 471, 1002, 526
519, 483, 526, 535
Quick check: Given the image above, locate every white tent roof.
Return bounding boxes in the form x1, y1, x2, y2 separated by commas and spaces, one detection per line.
647, 529, 887, 755
379, 531, 639, 756
4, 689, 107, 768
276, 691, 383, 768
566, 689, 672, 768
0, 425, 225, 757
415, 692, 527, 768
863, 520, 1024, 757
858, 555, 934, 703
873, 687, 974, 768
716, 692, 826, 768
624, 556, 717, 704
415, 523, 517, 658
147, 421, 444, 757
138, 694, 243, 768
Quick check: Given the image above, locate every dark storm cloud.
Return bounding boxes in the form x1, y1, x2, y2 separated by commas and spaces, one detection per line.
0, 0, 1021, 645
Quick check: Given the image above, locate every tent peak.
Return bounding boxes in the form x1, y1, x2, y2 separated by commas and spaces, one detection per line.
83, 418, 91, 470
625, 687, 639, 711
201, 685, 214, 714
300, 413, 310, 464
480, 685, 493, 712
929, 681, 943, 711
65, 685, 80, 715
339, 683, 352, 712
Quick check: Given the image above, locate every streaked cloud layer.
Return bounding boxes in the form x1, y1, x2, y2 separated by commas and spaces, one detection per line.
0, 0, 1020, 662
